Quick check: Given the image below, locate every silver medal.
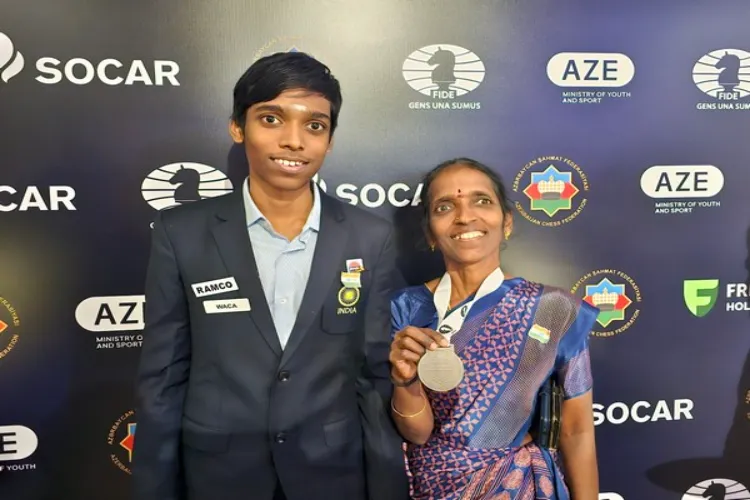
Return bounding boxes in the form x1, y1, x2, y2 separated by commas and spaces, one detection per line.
417, 345, 465, 392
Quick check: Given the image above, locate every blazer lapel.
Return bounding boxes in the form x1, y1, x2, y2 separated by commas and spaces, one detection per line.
211, 191, 282, 357
280, 194, 347, 365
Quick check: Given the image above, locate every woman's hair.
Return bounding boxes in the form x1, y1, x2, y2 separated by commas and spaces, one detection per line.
419, 157, 513, 236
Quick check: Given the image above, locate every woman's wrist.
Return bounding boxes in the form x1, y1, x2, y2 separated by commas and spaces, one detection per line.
391, 372, 420, 387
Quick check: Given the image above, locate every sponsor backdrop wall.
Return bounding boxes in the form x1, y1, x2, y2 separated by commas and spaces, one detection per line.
1, 0, 748, 499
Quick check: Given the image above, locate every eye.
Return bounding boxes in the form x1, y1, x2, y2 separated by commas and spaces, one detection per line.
434, 203, 452, 213
308, 122, 327, 132
476, 197, 493, 205
261, 115, 279, 124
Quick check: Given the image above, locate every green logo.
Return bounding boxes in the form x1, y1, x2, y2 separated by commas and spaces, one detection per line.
683, 279, 720, 317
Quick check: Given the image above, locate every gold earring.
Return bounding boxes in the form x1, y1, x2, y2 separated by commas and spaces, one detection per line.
430, 244, 435, 252
504, 230, 511, 240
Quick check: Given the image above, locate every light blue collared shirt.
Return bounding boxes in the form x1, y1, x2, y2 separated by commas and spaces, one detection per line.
242, 177, 321, 349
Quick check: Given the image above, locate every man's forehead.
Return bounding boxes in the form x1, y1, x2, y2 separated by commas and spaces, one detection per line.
252, 95, 330, 115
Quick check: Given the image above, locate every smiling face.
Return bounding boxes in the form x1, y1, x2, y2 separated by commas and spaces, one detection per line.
426, 163, 512, 270
229, 88, 333, 193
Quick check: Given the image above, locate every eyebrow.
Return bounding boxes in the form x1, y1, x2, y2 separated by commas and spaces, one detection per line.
432, 190, 492, 205
253, 104, 331, 121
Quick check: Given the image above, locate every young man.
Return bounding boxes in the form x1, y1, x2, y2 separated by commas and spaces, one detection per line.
132, 52, 408, 500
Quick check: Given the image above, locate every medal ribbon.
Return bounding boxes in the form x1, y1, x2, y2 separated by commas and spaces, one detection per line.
432, 267, 504, 343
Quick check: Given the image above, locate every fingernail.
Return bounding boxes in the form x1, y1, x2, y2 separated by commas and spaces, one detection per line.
430, 342, 437, 350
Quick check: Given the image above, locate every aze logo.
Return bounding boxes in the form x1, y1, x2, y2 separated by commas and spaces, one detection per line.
683, 279, 720, 317
75, 296, 145, 332
641, 165, 723, 215
75, 296, 145, 350
0, 425, 38, 461
641, 165, 724, 199
547, 52, 634, 87
547, 52, 634, 104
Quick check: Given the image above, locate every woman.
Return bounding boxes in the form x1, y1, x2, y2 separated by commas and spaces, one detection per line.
389, 158, 599, 499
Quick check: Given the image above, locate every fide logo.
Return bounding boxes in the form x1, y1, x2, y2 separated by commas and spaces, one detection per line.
682, 478, 750, 500
0, 32, 24, 83
693, 49, 750, 111
402, 44, 485, 111
141, 162, 233, 211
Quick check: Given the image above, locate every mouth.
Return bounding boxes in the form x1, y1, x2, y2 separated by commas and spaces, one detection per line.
271, 157, 310, 172
451, 230, 486, 241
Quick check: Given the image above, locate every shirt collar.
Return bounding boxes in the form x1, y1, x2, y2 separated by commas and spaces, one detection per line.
242, 176, 321, 232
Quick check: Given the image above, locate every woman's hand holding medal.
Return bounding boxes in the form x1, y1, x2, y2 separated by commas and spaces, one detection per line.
389, 326, 449, 385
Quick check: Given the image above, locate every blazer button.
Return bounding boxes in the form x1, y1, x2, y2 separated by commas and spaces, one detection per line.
275, 432, 287, 444
278, 370, 290, 382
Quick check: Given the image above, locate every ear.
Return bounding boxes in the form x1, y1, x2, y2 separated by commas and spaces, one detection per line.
423, 226, 435, 250
327, 136, 335, 153
504, 212, 514, 237
228, 120, 244, 144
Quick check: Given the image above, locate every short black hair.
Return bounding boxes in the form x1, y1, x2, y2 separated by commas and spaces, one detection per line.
420, 157, 513, 234
231, 51, 342, 136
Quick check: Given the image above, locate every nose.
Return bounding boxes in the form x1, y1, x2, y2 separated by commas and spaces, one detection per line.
453, 202, 477, 224
279, 123, 304, 151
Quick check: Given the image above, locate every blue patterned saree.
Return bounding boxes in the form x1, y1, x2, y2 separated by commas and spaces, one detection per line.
391, 277, 599, 500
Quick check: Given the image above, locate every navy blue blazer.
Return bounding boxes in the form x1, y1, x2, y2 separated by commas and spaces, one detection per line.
132, 188, 409, 500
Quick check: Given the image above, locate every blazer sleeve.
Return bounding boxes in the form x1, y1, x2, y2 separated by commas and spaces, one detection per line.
357, 224, 409, 500
361, 225, 402, 400
132, 210, 192, 500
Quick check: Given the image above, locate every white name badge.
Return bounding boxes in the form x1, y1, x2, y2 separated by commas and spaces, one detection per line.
191, 277, 238, 298
203, 298, 251, 314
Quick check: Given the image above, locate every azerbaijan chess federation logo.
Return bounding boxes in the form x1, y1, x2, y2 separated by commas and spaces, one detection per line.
683, 279, 720, 317
571, 270, 642, 338
0, 296, 21, 361
108, 410, 136, 475
513, 156, 589, 227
